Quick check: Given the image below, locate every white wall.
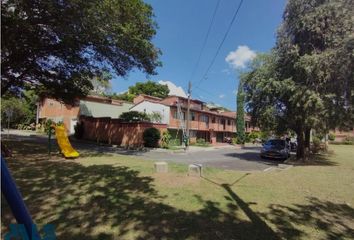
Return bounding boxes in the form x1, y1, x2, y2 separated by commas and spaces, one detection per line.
130, 101, 170, 124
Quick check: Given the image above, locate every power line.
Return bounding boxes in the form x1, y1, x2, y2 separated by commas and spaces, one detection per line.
187, 0, 222, 88
194, 0, 244, 88
195, 86, 220, 99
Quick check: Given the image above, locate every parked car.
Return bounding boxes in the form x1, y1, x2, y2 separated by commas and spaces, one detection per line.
260, 139, 290, 160
290, 141, 297, 152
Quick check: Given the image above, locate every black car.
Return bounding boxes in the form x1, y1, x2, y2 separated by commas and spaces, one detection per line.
260, 139, 290, 160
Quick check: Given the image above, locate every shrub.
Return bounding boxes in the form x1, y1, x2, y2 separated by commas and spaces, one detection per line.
147, 112, 163, 123
120, 111, 150, 122
328, 133, 335, 141
44, 119, 55, 135
248, 131, 260, 142
343, 136, 354, 145
143, 127, 161, 148
74, 122, 85, 139
196, 138, 206, 144
160, 131, 171, 148
169, 138, 181, 146
193, 138, 210, 147
312, 137, 322, 153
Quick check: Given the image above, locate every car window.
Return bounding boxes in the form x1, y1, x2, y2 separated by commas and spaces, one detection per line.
265, 140, 285, 147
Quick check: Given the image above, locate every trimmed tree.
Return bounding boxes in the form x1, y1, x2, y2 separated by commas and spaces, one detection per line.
243, 0, 354, 160
236, 80, 245, 143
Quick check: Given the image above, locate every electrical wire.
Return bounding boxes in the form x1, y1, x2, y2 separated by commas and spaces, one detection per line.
194, 0, 244, 88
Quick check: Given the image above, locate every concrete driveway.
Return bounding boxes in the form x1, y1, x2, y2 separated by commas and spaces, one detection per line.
134, 146, 281, 171
3, 129, 281, 171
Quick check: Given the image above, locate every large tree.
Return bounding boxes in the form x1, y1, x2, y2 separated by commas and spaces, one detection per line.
110, 80, 170, 102
244, 0, 353, 160
236, 80, 245, 143
1, 0, 161, 102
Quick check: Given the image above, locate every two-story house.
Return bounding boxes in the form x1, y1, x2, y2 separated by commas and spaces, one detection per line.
38, 95, 133, 134
131, 95, 257, 144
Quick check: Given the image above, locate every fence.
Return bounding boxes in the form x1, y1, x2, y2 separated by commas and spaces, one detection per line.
80, 116, 167, 147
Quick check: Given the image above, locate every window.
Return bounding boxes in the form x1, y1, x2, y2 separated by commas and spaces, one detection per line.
173, 110, 178, 119
212, 117, 216, 123
190, 112, 196, 121
200, 115, 209, 123
227, 120, 231, 125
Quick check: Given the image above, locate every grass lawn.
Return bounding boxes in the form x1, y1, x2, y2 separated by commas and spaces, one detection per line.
1, 140, 354, 239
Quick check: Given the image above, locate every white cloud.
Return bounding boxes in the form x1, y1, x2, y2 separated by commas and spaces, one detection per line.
219, 94, 225, 99
225, 45, 256, 69
158, 80, 188, 98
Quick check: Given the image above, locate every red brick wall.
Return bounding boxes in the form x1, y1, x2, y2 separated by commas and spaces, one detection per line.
80, 116, 167, 147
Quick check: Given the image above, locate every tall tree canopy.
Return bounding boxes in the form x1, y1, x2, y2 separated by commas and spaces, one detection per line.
236, 80, 245, 143
1, 0, 161, 102
110, 80, 170, 102
243, 0, 353, 160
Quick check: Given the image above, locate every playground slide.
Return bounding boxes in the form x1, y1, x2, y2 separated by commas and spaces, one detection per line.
55, 125, 80, 158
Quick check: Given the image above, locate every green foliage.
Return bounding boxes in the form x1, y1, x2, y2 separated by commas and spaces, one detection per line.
147, 112, 163, 123
120, 111, 150, 122
143, 127, 161, 148
90, 71, 112, 95
44, 119, 55, 135
109, 92, 136, 102
312, 137, 322, 153
129, 81, 169, 99
160, 131, 171, 149
343, 136, 354, 145
193, 138, 210, 147
328, 133, 336, 141
1, 91, 37, 128
243, 0, 354, 159
248, 131, 260, 142
232, 135, 245, 145
236, 80, 245, 143
74, 122, 85, 139
2, 0, 161, 102
108, 81, 169, 102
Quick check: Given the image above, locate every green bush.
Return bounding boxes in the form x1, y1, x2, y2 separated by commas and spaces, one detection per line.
143, 127, 161, 148
196, 138, 206, 144
193, 138, 210, 147
120, 111, 150, 122
343, 136, 354, 145
312, 137, 322, 153
44, 119, 55, 135
248, 131, 260, 142
160, 131, 171, 148
169, 138, 181, 146
74, 122, 85, 139
328, 133, 336, 141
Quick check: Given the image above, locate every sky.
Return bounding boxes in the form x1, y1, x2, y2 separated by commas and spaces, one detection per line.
111, 0, 287, 110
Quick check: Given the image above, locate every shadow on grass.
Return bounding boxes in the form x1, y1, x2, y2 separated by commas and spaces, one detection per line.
260, 197, 354, 240
2, 141, 352, 239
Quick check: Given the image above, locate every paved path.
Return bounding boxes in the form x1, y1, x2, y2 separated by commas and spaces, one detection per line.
3, 129, 282, 171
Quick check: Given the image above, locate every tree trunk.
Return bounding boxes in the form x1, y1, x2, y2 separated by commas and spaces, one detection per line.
296, 130, 305, 160
304, 128, 311, 161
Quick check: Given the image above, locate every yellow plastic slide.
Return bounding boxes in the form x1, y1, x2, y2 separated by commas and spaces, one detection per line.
55, 125, 80, 158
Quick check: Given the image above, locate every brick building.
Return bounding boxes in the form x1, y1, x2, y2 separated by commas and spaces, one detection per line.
38, 95, 133, 134
131, 95, 258, 144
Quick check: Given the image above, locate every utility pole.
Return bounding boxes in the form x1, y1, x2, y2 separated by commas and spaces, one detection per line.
186, 81, 191, 149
